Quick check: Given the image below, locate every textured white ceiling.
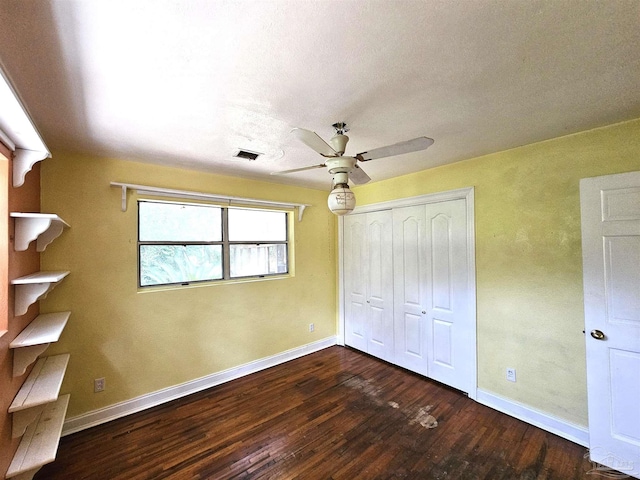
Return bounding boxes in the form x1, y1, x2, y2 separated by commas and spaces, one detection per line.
1, 0, 639, 190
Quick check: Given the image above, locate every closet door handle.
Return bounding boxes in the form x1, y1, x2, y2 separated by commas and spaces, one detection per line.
422, 310, 426, 314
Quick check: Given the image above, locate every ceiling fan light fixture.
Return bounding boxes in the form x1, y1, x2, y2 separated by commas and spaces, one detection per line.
327, 183, 356, 216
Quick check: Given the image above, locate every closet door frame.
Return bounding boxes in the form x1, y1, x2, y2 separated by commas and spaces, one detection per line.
337, 187, 477, 400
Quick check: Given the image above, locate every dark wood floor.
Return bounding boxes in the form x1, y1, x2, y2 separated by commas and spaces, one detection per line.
36, 346, 594, 479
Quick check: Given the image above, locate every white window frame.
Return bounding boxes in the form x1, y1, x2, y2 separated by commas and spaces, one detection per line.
137, 199, 290, 288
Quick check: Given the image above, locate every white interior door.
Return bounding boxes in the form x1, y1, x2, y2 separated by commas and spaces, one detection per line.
393, 205, 428, 375
581, 171, 640, 479
365, 210, 395, 363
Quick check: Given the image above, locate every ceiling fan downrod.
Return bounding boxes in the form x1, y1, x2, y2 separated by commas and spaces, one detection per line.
329, 122, 350, 155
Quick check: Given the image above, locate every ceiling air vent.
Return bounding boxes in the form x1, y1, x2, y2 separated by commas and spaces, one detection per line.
233, 149, 261, 161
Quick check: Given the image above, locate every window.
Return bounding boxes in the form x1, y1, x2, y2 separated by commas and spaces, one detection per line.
138, 200, 288, 287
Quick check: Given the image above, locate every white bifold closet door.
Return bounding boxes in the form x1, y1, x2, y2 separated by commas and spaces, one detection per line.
393, 199, 472, 392
343, 210, 394, 363
344, 198, 473, 394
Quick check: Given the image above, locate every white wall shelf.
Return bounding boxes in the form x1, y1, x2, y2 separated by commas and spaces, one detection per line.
10, 213, 70, 252
6, 394, 70, 480
10, 312, 71, 377
8, 354, 69, 438
10, 272, 70, 317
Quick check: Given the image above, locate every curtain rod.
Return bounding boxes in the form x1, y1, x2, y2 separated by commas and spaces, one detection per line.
110, 182, 311, 221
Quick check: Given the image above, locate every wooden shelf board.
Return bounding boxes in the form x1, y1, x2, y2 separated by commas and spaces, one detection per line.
10, 313, 71, 377
10, 271, 70, 285
10, 312, 71, 349
6, 394, 70, 480
9, 354, 70, 413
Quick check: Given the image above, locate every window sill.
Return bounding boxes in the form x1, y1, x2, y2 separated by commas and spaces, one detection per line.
136, 273, 293, 293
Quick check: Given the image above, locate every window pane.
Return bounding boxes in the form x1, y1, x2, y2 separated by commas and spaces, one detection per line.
139, 202, 221, 242
228, 209, 287, 241
230, 244, 288, 278
140, 245, 222, 286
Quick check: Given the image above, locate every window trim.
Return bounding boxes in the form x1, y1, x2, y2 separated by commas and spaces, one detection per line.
137, 199, 290, 288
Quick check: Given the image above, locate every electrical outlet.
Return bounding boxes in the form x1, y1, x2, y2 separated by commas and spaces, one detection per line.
506, 368, 516, 382
309, 323, 314, 333
94, 377, 105, 393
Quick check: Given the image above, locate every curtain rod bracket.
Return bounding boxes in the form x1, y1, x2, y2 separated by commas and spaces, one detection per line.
120, 184, 128, 212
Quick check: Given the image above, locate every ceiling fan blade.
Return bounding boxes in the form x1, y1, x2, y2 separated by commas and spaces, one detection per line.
270, 163, 326, 175
349, 164, 371, 185
292, 128, 338, 157
356, 136, 434, 162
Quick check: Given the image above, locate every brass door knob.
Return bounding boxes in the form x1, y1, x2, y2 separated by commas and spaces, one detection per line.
590, 329, 606, 340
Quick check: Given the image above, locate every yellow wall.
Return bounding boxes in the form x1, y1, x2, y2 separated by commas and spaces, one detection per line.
354, 118, 640, 426
40, 154, 337, 417
40, 118, 640, 427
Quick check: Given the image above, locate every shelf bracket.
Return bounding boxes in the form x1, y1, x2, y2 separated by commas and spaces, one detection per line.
12, 405, 45, 439
36, 221, 67, 252
12, 272, 70, 317
12, 344, 50, 377
12, 149, 49, 188
14, 283, 57, 317
12, 216, 69, 252
13, 217, 52, 251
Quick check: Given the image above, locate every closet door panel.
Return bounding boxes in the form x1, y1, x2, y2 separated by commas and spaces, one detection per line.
393, 206, 428, 375
425, 199, 471, 391
433, 319, 453, 366
343, 214, 367, 352
366, 211, 394, 363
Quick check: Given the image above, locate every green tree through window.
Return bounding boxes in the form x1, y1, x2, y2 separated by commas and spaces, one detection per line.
138, 200, 288, 287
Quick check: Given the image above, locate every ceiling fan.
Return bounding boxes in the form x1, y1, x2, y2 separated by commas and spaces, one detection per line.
272, 122, 434, 215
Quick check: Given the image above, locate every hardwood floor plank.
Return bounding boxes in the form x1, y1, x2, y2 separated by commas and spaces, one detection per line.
36, 347, 594, 479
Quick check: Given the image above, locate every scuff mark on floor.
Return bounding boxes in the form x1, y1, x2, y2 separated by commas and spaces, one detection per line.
343, 375, 438, 429
409, 406, 438, 429
388, 401, 438, 429
343, 376, 382, 401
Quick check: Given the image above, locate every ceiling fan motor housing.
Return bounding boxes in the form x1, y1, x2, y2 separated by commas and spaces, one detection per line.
325, 157, 356, 175
329, 134, 349, 156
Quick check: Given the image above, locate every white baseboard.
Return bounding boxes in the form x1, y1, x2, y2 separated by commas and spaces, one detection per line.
476, 389, 589, 447
63, 336, 337, 436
